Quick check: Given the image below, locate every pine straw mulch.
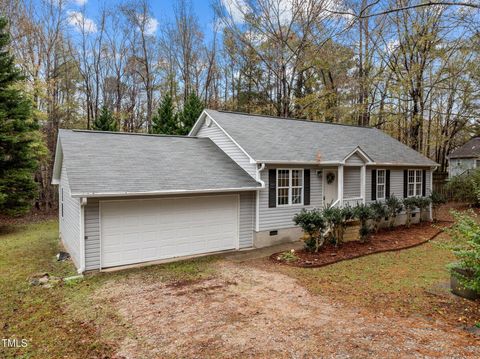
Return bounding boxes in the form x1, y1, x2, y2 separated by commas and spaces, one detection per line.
271, 220, 452, 268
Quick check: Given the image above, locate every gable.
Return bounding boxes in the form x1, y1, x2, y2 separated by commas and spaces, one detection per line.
345, 153, 365, 165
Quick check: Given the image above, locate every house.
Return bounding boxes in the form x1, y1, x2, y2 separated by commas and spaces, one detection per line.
447, 136, 480, 178
52, 109, 438, 273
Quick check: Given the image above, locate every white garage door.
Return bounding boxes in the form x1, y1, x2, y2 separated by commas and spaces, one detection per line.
100, 195, 239, 268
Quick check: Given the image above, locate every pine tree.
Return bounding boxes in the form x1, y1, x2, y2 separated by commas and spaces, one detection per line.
151, 94, 180, 135
0, 18, 42, 216
92, 106, 117, 131
178, 92, 204, 135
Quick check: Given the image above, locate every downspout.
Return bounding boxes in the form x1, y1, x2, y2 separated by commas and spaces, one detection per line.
255, 163, 266, 232
78, 197, 87, 274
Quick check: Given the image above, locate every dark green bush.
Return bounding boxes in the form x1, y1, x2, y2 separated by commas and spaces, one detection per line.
353, 203, 373, 242
293, 209, 327, 252
443, 210, 480, 294
446, 169, 480, 206
403, 197, 419, 228
370, 201, 388, 233
430, 191, 446, 222
386, 195, 403, 229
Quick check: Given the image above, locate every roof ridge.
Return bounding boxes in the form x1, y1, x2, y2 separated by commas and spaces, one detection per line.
69, 129, 198, 139
212, 109, 373, 129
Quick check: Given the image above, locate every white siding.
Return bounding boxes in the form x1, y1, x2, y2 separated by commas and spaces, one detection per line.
59, 165, 81, 268
84, 192, 256, 270
258, 165, 323, 231
365, 167, 431, 203
448, 158, 477, 178
197, 120, 257, 178
84, 199, 100, 271
345, 153, 365, 165
344, 167, 361, 198
239, 192, 255, 248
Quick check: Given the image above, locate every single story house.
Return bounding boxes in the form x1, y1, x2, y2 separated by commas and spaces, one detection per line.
52, 110, 438, 273
447, 136, 480, 178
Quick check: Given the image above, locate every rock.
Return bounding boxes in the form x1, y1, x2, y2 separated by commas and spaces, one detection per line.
56, 251, 70, 261
38, 276, 49, 284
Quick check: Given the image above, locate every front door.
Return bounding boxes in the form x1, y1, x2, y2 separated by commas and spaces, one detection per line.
323, 168, 338, 206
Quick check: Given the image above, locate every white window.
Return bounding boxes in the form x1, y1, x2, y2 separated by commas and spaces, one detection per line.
407, 169, 422, 197
277, 169, 304, 206
376, 169, 386, 200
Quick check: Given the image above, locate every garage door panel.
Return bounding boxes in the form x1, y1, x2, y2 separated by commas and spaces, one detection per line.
101, 195, 239, 268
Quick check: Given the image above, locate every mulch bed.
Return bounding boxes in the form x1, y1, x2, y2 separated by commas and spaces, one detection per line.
271, 221, 452, 268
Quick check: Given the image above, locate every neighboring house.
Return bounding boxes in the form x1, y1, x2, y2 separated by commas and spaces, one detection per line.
447, 136, 480, 178
52, 109, 438, 273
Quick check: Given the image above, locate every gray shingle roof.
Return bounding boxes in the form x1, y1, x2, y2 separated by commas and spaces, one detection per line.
448, 137, 480, 159
58, 130, 260, 197
206, 110, 437, 166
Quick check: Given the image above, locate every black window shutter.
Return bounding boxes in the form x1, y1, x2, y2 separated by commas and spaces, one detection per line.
385, 170, 391, 199
268, 169, 276, 208
422, 169, 426, 196
304, 169, 310, 205
403, 170, 408, 198
371, 169, 377, 201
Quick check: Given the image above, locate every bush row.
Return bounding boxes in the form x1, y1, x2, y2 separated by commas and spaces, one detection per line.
294, 193, 446, 253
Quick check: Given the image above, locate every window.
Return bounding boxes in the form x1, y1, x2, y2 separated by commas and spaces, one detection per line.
376, 169, 386, 200
277, 169, 304, 206
407, 169, 422, 197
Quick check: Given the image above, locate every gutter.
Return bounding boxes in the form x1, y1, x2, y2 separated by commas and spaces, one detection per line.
255, 163, 266, 232
71, 186, 263, 198
78, 197, 87, 274
255, 160, 439, 167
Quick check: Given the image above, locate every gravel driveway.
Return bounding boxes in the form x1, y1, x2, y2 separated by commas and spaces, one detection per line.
98, 261, 479, 358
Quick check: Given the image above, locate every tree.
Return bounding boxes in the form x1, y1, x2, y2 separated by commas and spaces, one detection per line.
151, 94, 180, 135
92, 106, 117, 131
178, 92, 203, 135
0, 17, 43, 216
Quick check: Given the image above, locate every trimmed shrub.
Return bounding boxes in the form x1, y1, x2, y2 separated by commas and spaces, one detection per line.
416, 197, 432, 222
353, 203, 373, 242
370, 201, 388, 233
403, 197, 419, 228
446, 168, 480, 206
386, 195, 403, 229
293, 209, 327, 252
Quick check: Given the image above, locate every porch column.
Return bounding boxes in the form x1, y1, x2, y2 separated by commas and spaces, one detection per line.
360, 165, 366, 204
338, 165, 344, 207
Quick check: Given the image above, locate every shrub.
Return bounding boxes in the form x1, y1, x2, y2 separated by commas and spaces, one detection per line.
430, 191, 446, 222
353, 203, 373, 242
277, 250, 298, 262
446, 168, 480, 206
403, 197, 419, 228
386, 195, 403, 229
322, 205, 353, 246
416, 197, 432, 222
443, 210, 480, 294
370, 201, 388, 233
293, 209, 327, 252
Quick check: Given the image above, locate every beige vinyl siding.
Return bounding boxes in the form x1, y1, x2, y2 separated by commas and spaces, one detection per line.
59, 165, 81, 268
83, 192, 256, 270
345, 153, 365, 165
344, 167, 361, 198
197, 120, 257, 179
365, 167, 431, 203
84, 199, 100, 271
258, 165, 323, 231
239, 192, 255, 248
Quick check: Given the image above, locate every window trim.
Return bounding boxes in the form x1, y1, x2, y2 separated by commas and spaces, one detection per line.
276, 168, 304, 207
376, 169, 386, 200
407, 169, 423, 197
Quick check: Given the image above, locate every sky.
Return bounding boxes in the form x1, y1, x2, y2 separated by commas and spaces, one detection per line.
65, 0, 217, 39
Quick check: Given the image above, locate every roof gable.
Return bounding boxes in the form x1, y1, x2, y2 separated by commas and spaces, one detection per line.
205, 109, 437, 167
55, 130, 261, 197
448, 137, 480, 159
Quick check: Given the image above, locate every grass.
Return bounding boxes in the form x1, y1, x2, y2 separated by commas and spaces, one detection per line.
274, 232, 480, 326
0, 220, 217, 358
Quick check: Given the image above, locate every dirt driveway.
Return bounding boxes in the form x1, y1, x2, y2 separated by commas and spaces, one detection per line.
98, 261, 479, 358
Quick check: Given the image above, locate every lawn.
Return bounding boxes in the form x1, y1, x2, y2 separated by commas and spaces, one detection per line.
0, 219, 217, 358
271, 231, 480, 327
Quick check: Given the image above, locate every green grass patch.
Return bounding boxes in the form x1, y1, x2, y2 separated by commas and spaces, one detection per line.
0, 220, 218, 358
